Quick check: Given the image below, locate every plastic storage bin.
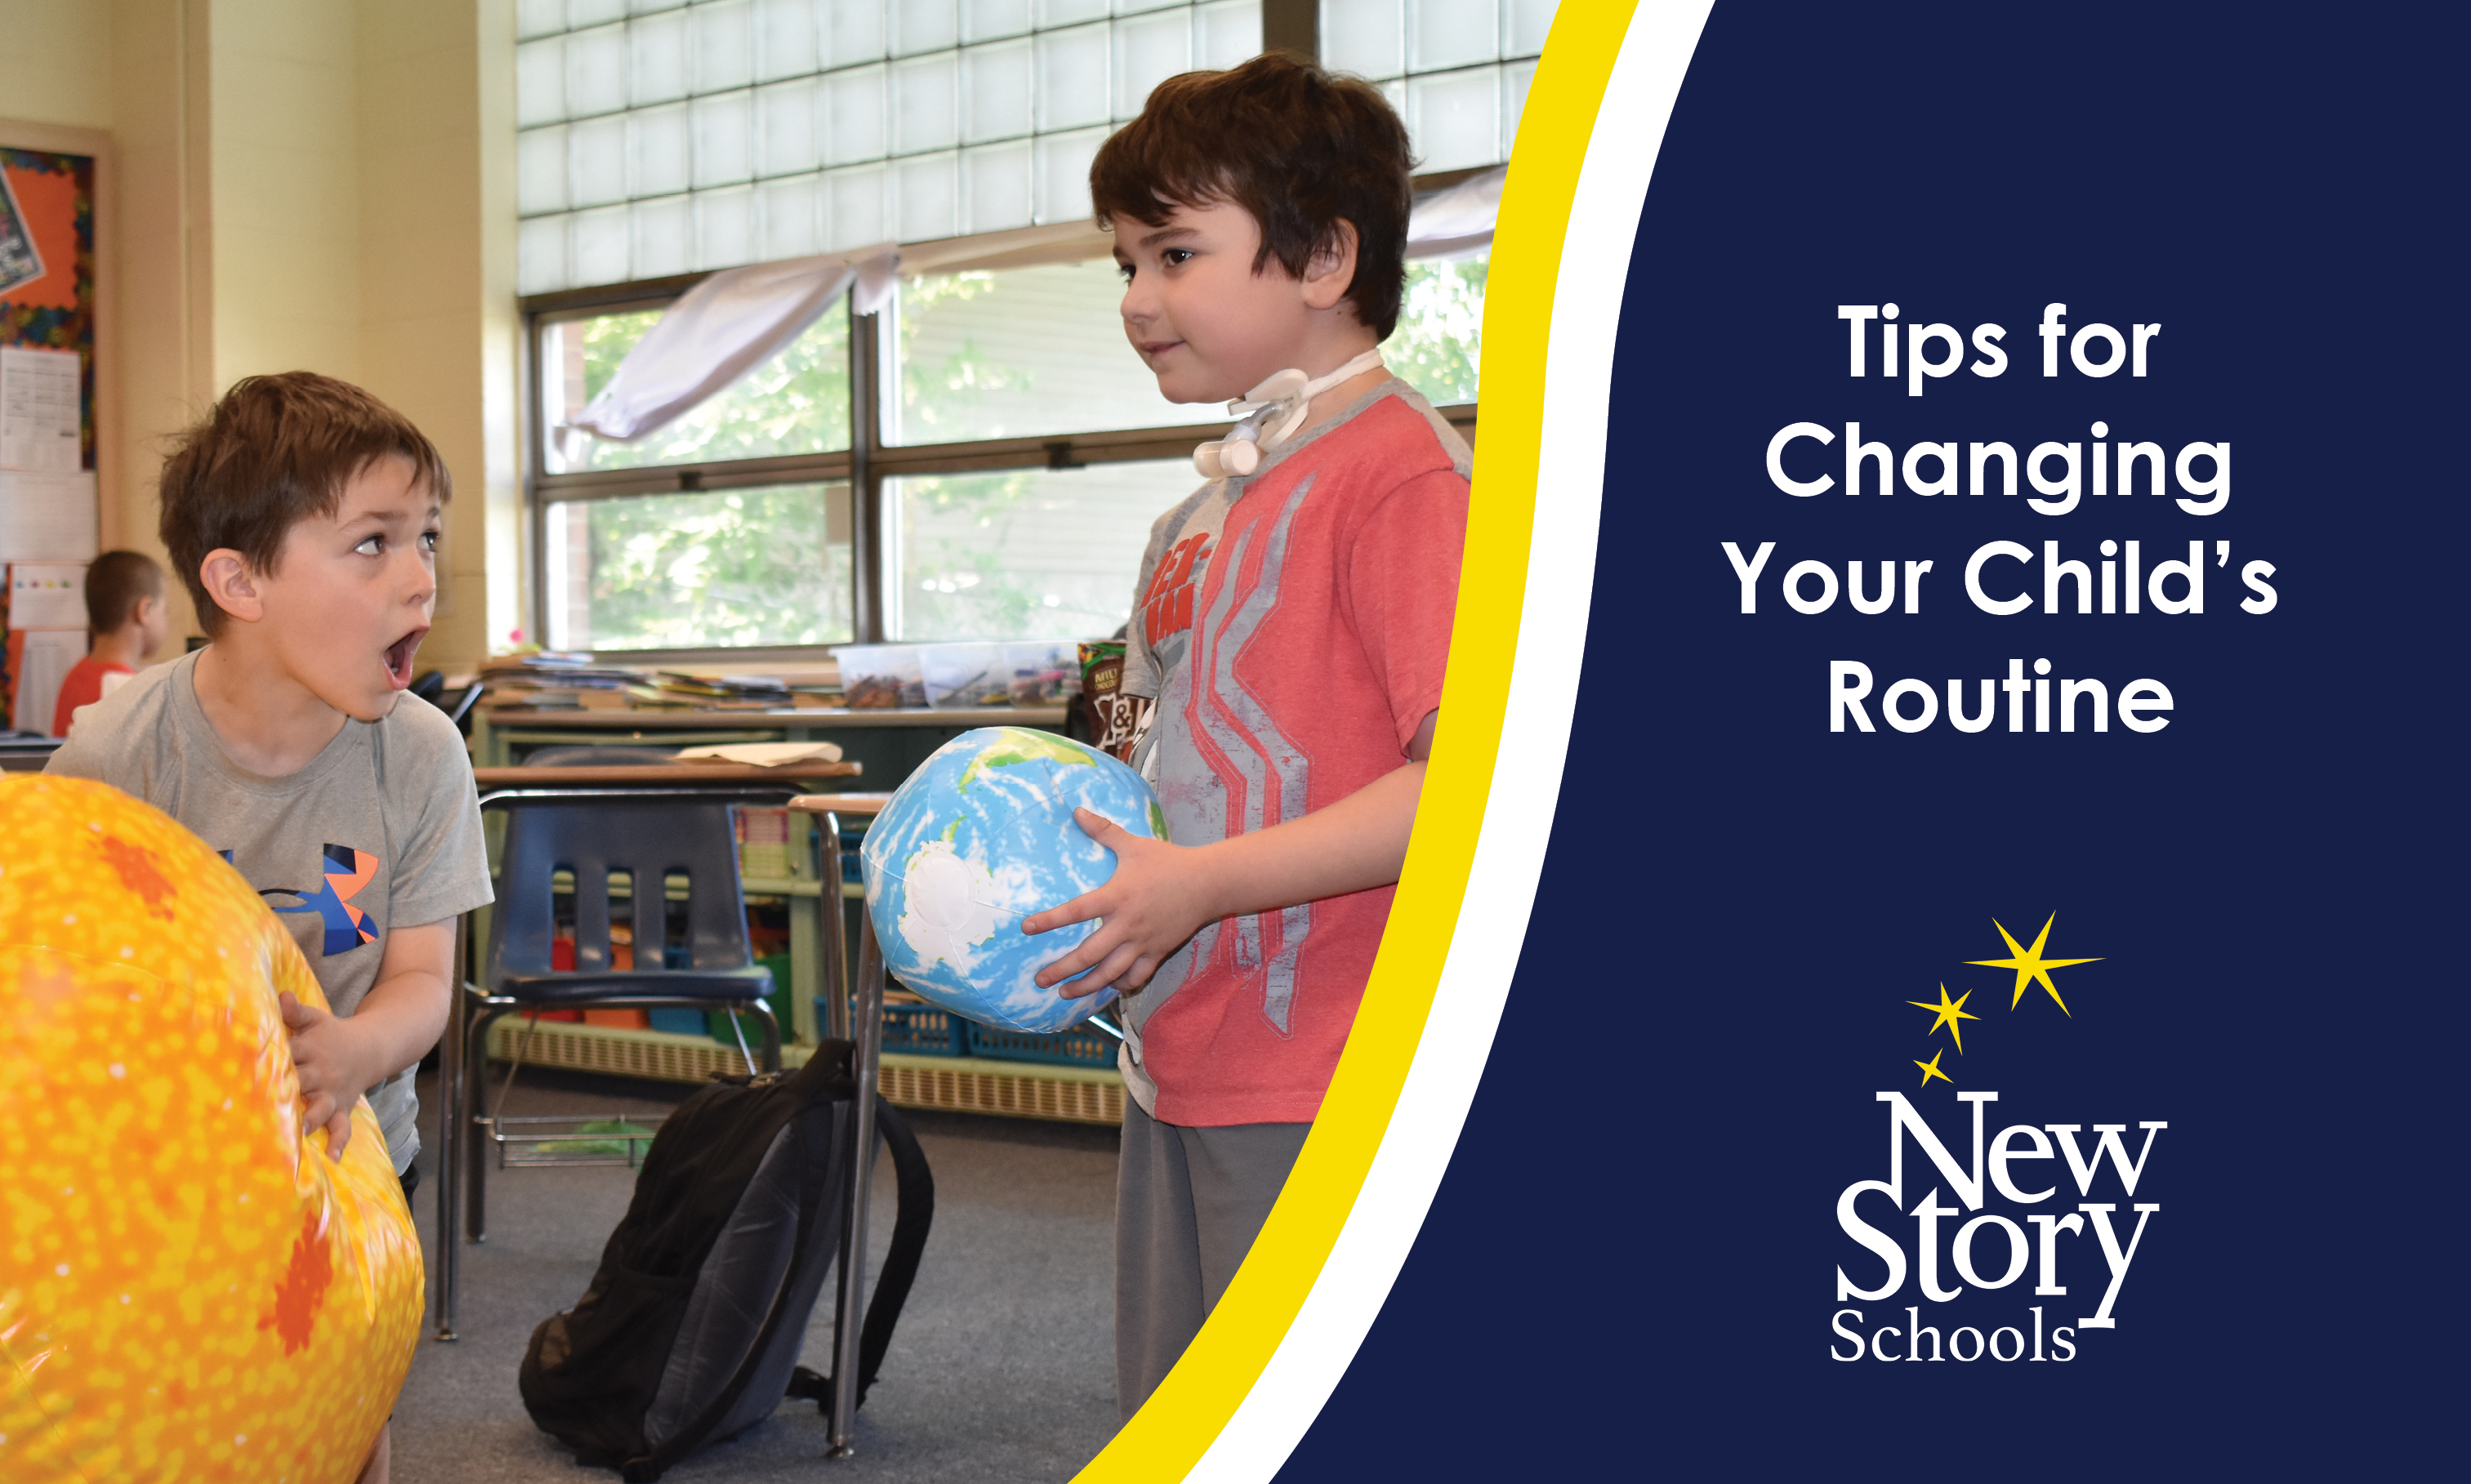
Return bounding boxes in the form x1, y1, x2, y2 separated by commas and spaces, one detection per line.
917, 641, 1008, 709
814, 996, 969, 1056
964, 1020, 1120, 1067
832, 643, 924, 708
1002, 640, 1081, 705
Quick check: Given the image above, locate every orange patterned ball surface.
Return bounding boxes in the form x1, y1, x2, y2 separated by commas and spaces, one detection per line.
0, 776, 422, 1483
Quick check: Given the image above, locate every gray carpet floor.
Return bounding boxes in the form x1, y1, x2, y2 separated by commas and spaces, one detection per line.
397, 1066, 1123, 1482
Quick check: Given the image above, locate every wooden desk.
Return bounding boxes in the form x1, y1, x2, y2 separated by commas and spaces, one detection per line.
788, 791, 890, 817
471, 702, 1070, 770
472, 760, 863, 788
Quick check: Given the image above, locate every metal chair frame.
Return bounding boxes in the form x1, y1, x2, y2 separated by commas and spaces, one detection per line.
435, 788, 887, 1459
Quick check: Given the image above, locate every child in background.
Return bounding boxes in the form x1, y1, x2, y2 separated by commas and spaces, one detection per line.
51, 549, 168, 736
1023, 55, 1471, 1417
47, 372, 493, 1484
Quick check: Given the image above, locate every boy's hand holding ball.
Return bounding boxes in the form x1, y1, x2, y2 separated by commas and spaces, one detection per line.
279, 989, 382, 1158
1024, 809, 1213, 995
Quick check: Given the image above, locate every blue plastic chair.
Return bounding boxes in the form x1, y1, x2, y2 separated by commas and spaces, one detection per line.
453, 791, 783, 1246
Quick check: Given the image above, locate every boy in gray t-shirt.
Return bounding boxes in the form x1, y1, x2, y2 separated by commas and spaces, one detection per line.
49, 372, 489, 1482
47, 371, 489, 1184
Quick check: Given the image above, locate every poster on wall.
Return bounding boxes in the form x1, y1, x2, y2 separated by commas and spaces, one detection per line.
0, 145, 95, 475
1077, 4, 2455, 1482
0, 142, 99, 729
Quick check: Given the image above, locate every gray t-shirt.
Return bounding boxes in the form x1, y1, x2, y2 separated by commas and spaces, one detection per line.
47, 649, 493, 1172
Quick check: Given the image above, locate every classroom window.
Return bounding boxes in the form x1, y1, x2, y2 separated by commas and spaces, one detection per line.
542, 482, 855, 653
888, 262, 1189, 446
885, 460, 1189, 642
540, 304, 853, 475
1388, 253, 1488, 407
516, 0, 1266, 296
1319, 0, 1549, 172
521, 1, 1523, 655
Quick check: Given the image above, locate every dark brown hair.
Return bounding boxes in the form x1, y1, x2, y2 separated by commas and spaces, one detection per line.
158, 372, 451, 634
1090, 53, 1415, 339
83, 549, 164, 633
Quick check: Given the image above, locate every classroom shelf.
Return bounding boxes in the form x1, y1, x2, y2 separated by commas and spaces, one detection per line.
483, 1015, 1124, 1126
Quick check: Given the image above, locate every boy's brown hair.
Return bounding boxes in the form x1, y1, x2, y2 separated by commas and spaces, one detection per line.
158, 372, 451, 635
1090, 53, 1415, 339
82, 550, 165, 634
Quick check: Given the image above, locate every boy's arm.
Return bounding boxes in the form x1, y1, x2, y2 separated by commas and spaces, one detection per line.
1026, 710, 1438, 993
281, 919, 455, 1159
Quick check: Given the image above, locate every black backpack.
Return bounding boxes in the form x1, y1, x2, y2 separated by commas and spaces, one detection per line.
519, 1042, 934, 1481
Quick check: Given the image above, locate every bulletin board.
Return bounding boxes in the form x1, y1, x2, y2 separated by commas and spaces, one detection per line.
0, 144, 96, 471
0, 132, 100, 732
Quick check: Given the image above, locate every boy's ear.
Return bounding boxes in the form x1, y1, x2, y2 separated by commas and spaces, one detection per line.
198, 550, 265, 626
1300, 219, 1362, 314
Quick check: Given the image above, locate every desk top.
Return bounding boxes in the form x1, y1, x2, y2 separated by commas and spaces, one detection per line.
472, 760, 863, 787
788, 791, 890, 817
479, 704, 1068, 730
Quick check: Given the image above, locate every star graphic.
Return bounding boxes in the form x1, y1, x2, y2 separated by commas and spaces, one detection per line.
1968, 914, 2102, 1014
1915, 1048, 1952, 1089
1906, 983, 1979, 1053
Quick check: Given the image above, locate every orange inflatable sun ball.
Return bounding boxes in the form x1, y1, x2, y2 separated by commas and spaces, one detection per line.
0, 775, 424, 1483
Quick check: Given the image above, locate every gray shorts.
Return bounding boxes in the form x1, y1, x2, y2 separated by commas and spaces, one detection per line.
1115, 1100, 1310, 1419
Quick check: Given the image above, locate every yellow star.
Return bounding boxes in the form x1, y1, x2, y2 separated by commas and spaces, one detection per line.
1907, 983, 1979, 1052
1915, 1048, 1952, 1088
1968, 914, 2101, 1014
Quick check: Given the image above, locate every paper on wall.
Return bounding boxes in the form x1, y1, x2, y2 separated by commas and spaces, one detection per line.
7, 563, 86, 630
1, 347, 82, 473
7, 627, 84, 736
0, 469, 98, 561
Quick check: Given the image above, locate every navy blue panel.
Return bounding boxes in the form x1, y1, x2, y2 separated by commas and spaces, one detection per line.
1280, 3, 2458, 1477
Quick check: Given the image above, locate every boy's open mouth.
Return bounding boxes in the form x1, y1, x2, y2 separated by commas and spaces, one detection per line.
384, 630, 425, 689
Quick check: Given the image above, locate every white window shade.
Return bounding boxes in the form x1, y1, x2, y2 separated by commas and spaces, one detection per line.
518, 0, 1267, 295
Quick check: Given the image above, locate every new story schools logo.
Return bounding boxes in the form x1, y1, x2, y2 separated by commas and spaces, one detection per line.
1831, 916, 2162, 1365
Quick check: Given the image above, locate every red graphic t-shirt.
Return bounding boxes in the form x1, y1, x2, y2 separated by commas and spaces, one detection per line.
1117, 381, 1471, 1126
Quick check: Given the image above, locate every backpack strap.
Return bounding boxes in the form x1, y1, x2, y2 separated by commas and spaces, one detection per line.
787, 1096, 937, 1413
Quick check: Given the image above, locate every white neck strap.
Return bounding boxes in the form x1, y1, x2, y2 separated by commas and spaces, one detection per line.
1193, 349, 1387, 480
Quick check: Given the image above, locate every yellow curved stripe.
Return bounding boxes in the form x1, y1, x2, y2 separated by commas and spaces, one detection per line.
1072, 4, 1643, 1477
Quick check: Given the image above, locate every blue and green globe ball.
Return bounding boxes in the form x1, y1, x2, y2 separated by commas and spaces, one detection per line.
860, 727, 1166, 1033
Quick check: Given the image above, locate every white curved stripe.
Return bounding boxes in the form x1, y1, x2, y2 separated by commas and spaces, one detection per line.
1184, 6, 1715, 1479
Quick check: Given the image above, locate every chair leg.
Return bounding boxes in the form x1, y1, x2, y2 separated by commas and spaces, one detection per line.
464, 1007, 504, 1245
748, 998, 782, 1073
435, 966, 467, 1341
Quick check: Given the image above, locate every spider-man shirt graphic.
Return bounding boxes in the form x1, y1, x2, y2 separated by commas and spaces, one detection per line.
223, 844, 383, 957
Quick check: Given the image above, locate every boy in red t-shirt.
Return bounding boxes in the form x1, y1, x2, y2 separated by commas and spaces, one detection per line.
51, 549, 170, 736
1023, 54, 1470, 1416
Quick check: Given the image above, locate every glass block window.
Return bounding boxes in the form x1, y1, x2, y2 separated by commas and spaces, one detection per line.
517, 0, 1265, 294
1319, 0, 1554, 172
543, 481, 855, 651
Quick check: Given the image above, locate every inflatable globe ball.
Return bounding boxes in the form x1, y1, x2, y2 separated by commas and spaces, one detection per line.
0, 776, 422, 1484
860, 727, 1166, 1034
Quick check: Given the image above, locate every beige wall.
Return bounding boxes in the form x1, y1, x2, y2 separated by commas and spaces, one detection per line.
0, 0, 520, 669
0, 1, 115, 131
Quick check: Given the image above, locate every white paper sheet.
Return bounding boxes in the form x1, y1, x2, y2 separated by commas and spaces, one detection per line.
0, 469, 98, 561
0, 347, 83, 473
670, 742, 846, 766
7, 562, 87, 630
10, 626, 86, 736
